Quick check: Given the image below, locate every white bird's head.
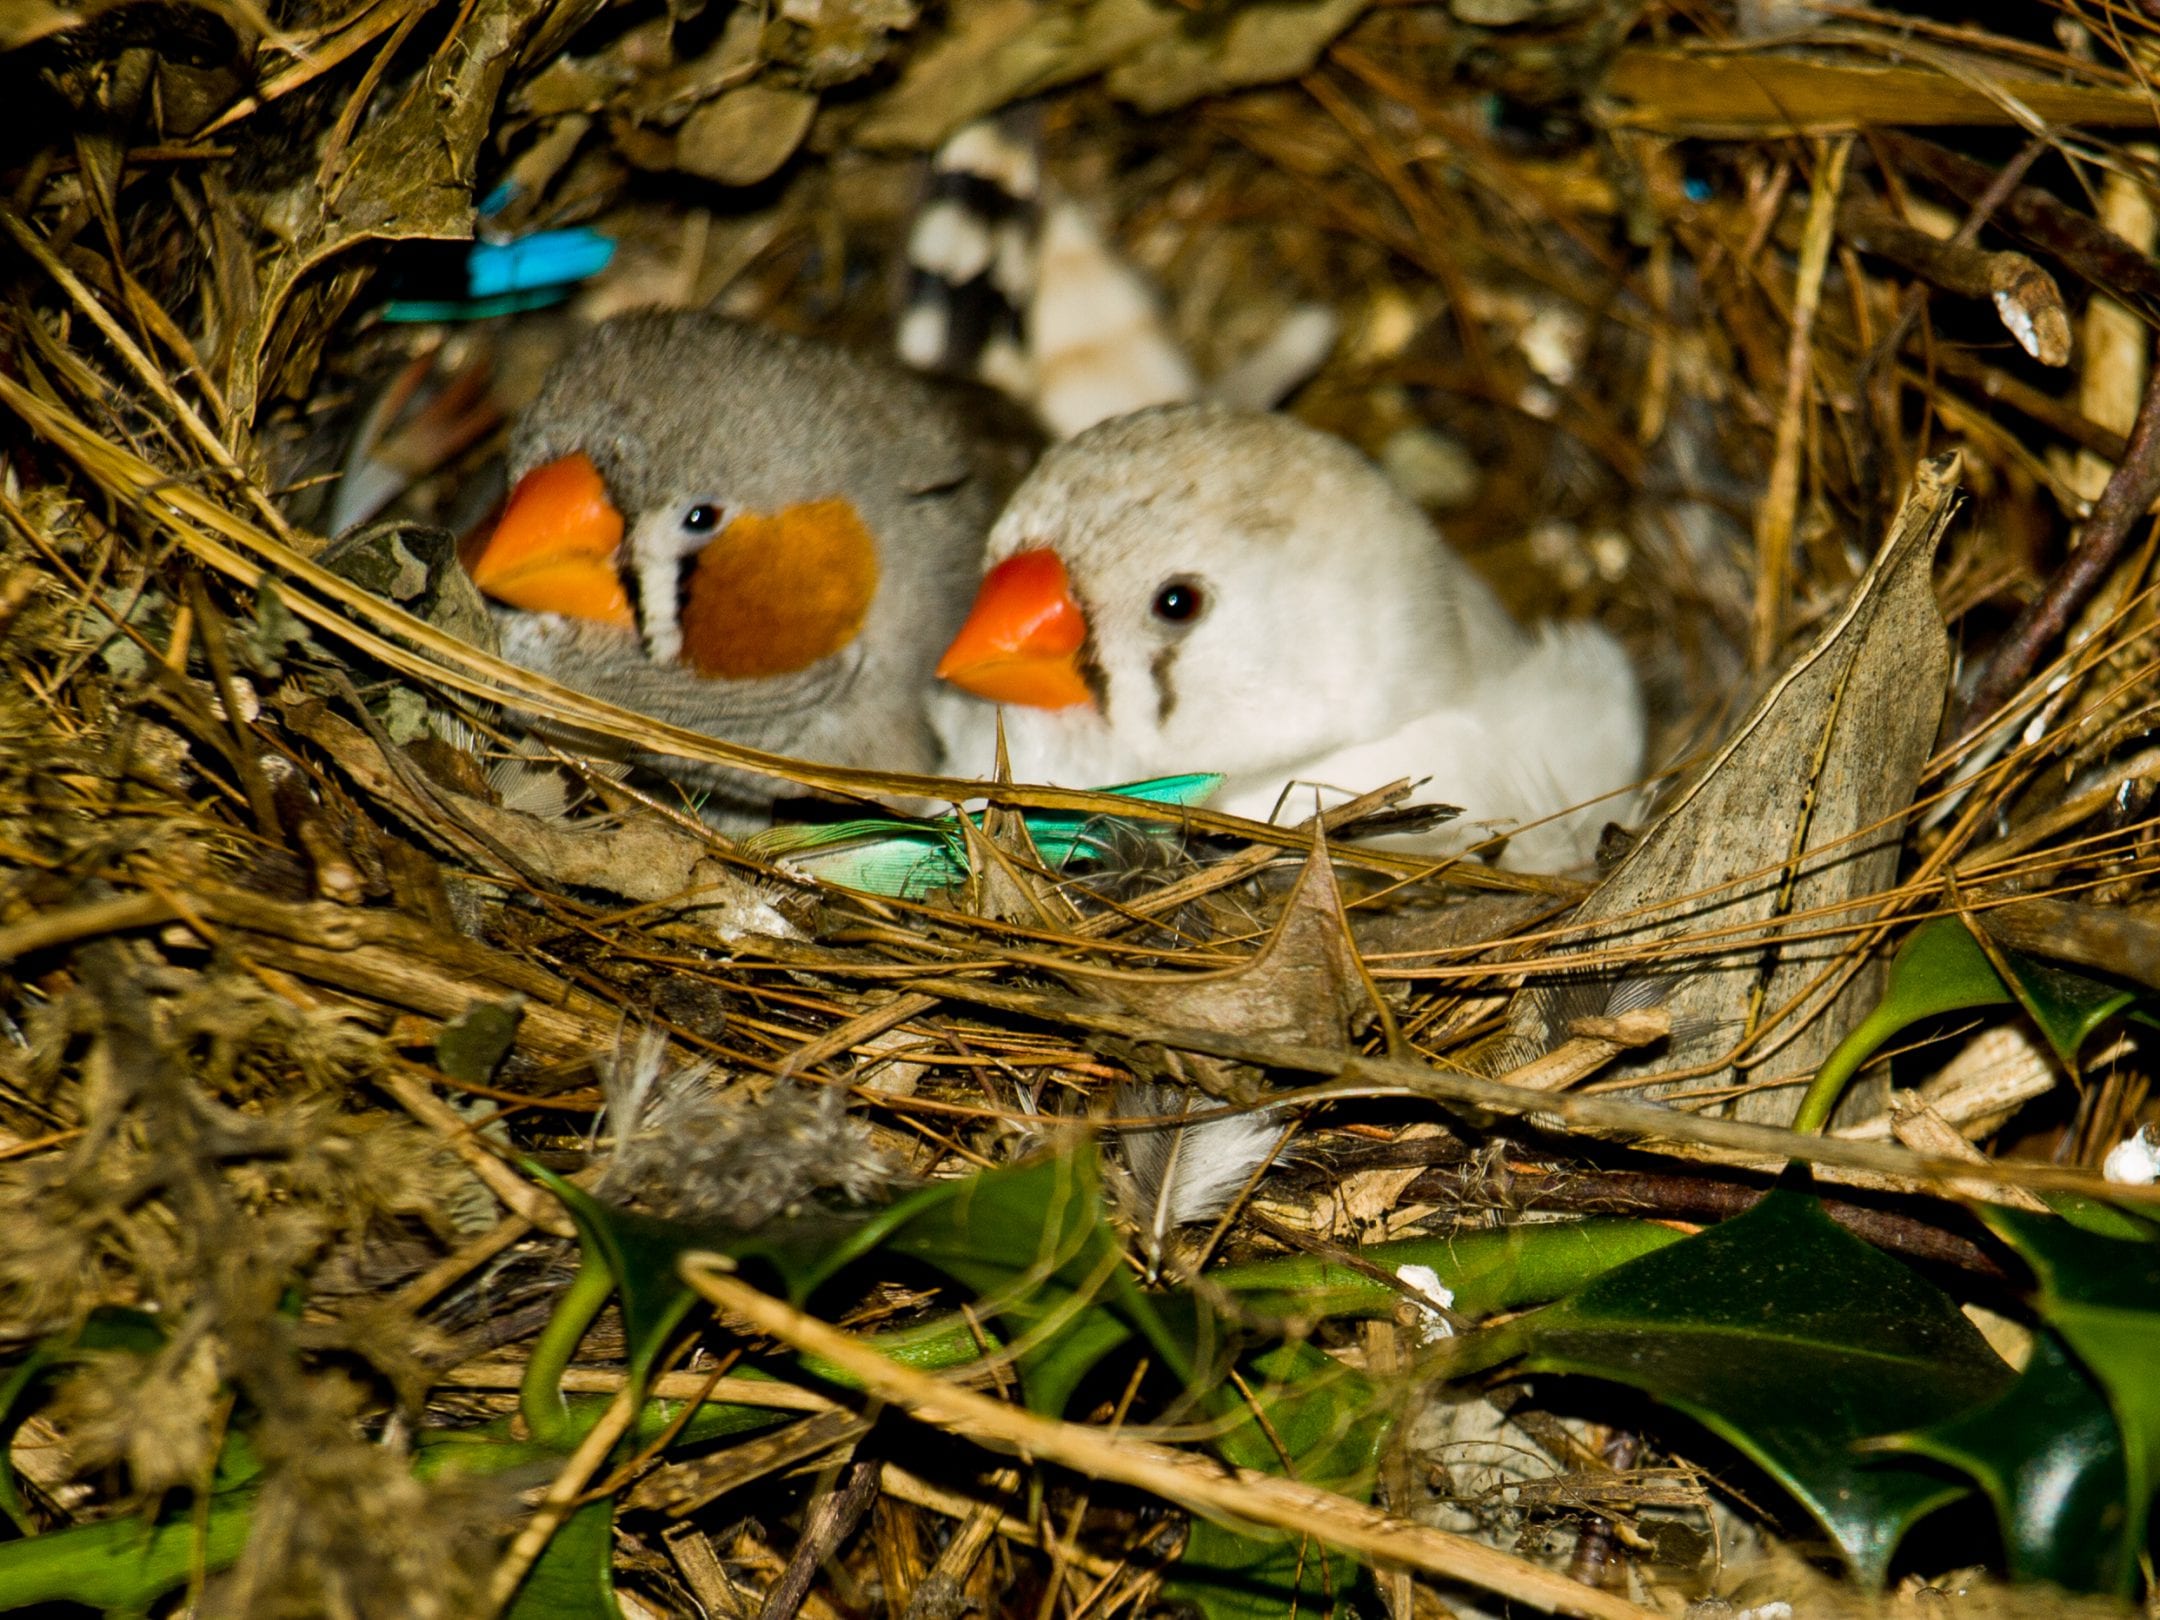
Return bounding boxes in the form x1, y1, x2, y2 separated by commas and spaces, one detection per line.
936, 404, 1516, 785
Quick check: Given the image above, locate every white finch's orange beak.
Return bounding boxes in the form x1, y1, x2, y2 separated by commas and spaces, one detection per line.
464, 452, 634, 630
936, 548, 1092, 709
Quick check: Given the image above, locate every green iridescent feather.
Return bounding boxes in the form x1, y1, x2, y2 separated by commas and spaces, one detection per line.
745, 774, 1224, 898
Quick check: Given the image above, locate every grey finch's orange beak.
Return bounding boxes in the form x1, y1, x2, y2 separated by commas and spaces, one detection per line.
465, 452, 634, 630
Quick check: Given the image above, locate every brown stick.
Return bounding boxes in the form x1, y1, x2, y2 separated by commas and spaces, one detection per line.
1839, 202, 2068, 364
684, 1261, 1663, 1620
1880, 132, 2160, 319
1957, 356, 2160, 732
757, 1456, 881, 1620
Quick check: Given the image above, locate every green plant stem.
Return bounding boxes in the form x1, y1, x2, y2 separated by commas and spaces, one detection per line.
1213, 1218, 1687, 1319
520, 1258, 615, 1448
0, 1486, 256, 1610
1793, 1005, 1901, 1135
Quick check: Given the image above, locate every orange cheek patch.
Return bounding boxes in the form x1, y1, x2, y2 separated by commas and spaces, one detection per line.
678, 498, 881, 679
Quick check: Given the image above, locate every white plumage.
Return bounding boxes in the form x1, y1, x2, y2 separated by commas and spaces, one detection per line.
1110, 1083, 1286, 1271
934, 404, 1645, 871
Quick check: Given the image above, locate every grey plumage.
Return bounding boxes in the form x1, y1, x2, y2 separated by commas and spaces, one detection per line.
498, 312, 1037, 825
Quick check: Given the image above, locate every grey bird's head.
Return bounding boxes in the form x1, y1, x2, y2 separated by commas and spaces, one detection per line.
462, 312, 1031, 805
472, 312, 993, 678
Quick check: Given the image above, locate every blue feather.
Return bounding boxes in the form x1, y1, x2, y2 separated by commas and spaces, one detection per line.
466, 229, 617, 298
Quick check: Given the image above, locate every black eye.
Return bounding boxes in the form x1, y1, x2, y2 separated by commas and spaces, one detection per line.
1151, 578, 1205, 625
682, 503, 721, 534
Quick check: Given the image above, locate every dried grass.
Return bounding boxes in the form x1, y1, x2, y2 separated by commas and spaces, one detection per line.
3, 0, 2159, 1613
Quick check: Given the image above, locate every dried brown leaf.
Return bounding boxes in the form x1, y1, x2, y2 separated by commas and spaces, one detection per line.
852, 0, 1173, 150
224, 0, 554, 421
1108, 0, 1370, 115
1500, 453, 1963, 1123
1083, 837, 1373, 1052
675, 82, 820, 186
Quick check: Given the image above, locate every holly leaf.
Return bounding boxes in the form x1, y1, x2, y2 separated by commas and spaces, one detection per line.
1979, 1208, 2160, 1562
1502, 1187, 2012, 1582
1796, 914, 2155, 1131
1874, 1326, 2134, 1592
1168, 1339, 1388, 1619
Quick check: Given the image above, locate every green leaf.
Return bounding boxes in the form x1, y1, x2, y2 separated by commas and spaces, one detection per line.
1979, 1208, 2160, 1560
534, 1168, 910, 1369
1172, 1219, 1690, 1616
520, 1163, 1701, 1619
881, 1152, 1199, 1415
535, 1156, 1180, 1420
1215, 1218, 1689, 1324
1794, 919, 2013, 1132
505, 1497, 623, 1620
1796, 916, 2158, 1133
1169, 1340, 1389, 1619
2034, 1189, 2158, 1244
1993, 954, 2138, 1071
1503, 1187, 2013, 1582
523, 1165, 917, 1444
1874, 1327, 2135, 1593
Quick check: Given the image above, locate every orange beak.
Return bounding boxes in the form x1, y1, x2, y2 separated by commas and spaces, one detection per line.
464, 452, 634, 630
936, 548, 1092, 709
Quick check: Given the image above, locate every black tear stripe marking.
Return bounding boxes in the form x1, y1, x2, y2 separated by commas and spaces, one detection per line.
674, 551, 698, 635
1070, 580, 1110, 713
618, 550, 654, 652
1149, 641, 1182, 727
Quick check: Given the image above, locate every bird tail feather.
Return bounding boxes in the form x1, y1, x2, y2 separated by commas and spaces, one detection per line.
897, 119, 1332, 438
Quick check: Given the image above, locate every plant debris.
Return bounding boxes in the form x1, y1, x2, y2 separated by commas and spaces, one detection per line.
4, 0, 2160, 1616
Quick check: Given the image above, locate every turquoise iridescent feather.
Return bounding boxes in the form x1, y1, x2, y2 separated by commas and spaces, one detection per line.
744, 774, 1224, 899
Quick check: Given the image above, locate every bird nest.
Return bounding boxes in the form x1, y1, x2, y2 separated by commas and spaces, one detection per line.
3, 2, 2160, 1617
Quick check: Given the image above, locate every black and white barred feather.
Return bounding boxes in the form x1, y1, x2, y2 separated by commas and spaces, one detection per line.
897, 117, 1336, 440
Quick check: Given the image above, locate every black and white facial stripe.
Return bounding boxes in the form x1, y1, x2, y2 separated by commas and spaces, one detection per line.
622, 500, 725, 664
